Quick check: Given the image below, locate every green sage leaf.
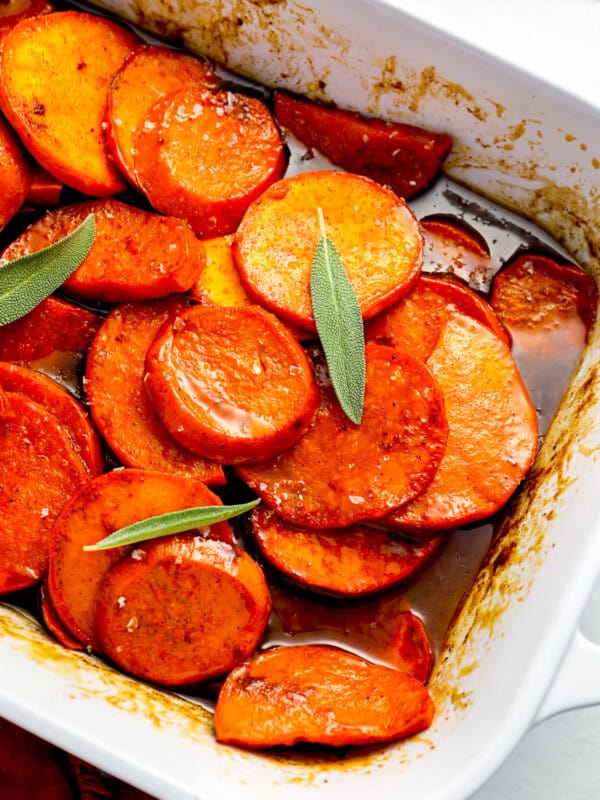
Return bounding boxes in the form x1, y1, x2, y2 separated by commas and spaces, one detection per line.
0, 213, 96, 326
310, 208, 365, 424
83, 498, 260, 552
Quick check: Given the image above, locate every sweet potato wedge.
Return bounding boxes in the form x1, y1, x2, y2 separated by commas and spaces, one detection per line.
0, 112, 31, 231
274, 91, 452, 199
365, 273, 509, 360
47, 469, 232, 650
387, 312, 539, 531
85, 299, 225, 484
135, 86, 286, 237
237, 344, 448, 528
144, 304, 319, 463
234, 170, 422, 332
214, 644, 435, 748
0, 199, 205, 303
0, 361, 103, 475
0, 11, 139, 196
250, 504, 443, 596
95, 535, 271, 686
105, 43, 219, 188
0, 389, 89, 594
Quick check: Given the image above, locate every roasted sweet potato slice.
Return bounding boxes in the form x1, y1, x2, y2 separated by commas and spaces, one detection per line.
189, 234, 251, 307
145, 304, 319, 463
0, 112, 31, 231
237, 344, 447, 528
0, 389, 89, 594
365, 273, 509, 360
0, 361, 103, 474
40, 582, 84, 651
135, 86, 286, 237
274, 91, 452, 199
85, 299, 225, 484
0, 296, 102, 364
234, 170, 422, 332
47, 469, 232, 650
250, 504, 443, 596
0, 11, 139, 195
387, 312, 538, 531
105, 43, 219, 188
214, 644, 434, 748
0, 199, 204, 302
270, 585, 434, 681
420, 216, 494, 292
95, 535, 271, 686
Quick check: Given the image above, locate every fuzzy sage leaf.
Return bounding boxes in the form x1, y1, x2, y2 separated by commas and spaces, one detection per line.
310, 208, 365, 424
0, 213, 96, 326
83, 498, 260, 552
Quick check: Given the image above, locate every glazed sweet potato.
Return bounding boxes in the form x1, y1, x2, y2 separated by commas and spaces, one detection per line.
85, 299, 225, 484
274, 91, 452, 199
234, 170, 423, 332
420, 216, 494, 291
135, 86, 286, 237
0, 11, 139, 195
0, 296, 102, 365
387, 312, 539, 531
0, 112, 31, 231
95, 535, 272, 686
0, 389, 89, 594
250, 504, 443, 596
144, 304, 319, 463
105, 44, 219, 188
47, 469, 232, 650
40, 583, 84, 651
365, 273, 509, 360
214, 644, 435, 748
238, 345, 448, 528
189, 234, 252, 307
0, 199, 205, 303
0, 361, 103, 475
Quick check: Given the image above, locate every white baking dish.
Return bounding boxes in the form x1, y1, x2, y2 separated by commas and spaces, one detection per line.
1, 1, 599, 798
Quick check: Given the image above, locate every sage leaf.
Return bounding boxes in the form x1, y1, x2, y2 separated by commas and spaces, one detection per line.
83, 498, 260, 552
310, 208, 365, 424
0, 213, 96, 326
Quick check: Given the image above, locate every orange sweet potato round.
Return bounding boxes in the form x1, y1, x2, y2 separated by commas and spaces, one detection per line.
0, 112, 31, 231
145, 304, 319, 464
234, 170, 423, 332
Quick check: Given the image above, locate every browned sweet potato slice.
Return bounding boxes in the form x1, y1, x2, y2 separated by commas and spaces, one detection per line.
250, 504, 443, 596
189, 234, 251, 307
105, 44, 219, 188
95, 535, 271, 686
135, 86, 286, 237
420, 216, 495, 291
237, 344, 448, 528
145, 304, 319, 463
40, 582, 84, 651
47, 469, 232, 650
85, 299, 225, 484
274, 91, 452, 199
0, 112, 31, 230
234, 170, 422, 333
0, 361, 103, 474
214, 644, 435, 748
365, 273, 509, 360
387, 312, 538, 531
0, 389, 89, 594
270, 585, 434, 681
0, 11, 139, 195
0, 199, 205, 303
0, 296, 102, 364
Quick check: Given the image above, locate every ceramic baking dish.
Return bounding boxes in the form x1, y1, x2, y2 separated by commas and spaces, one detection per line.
1, 1, 599, 798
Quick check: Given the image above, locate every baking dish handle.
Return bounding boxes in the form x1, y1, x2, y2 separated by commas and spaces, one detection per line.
535, 629, 600, 723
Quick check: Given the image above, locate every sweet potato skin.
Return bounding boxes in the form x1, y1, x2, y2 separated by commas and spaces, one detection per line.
95, 536, 272, 686
144, 304, 319, 463
234, 170, 423, 332
214, 644, 435, 748
0, 11, 139, 196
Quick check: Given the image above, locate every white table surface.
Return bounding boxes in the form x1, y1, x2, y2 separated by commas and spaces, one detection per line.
389, 2, 600, 797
